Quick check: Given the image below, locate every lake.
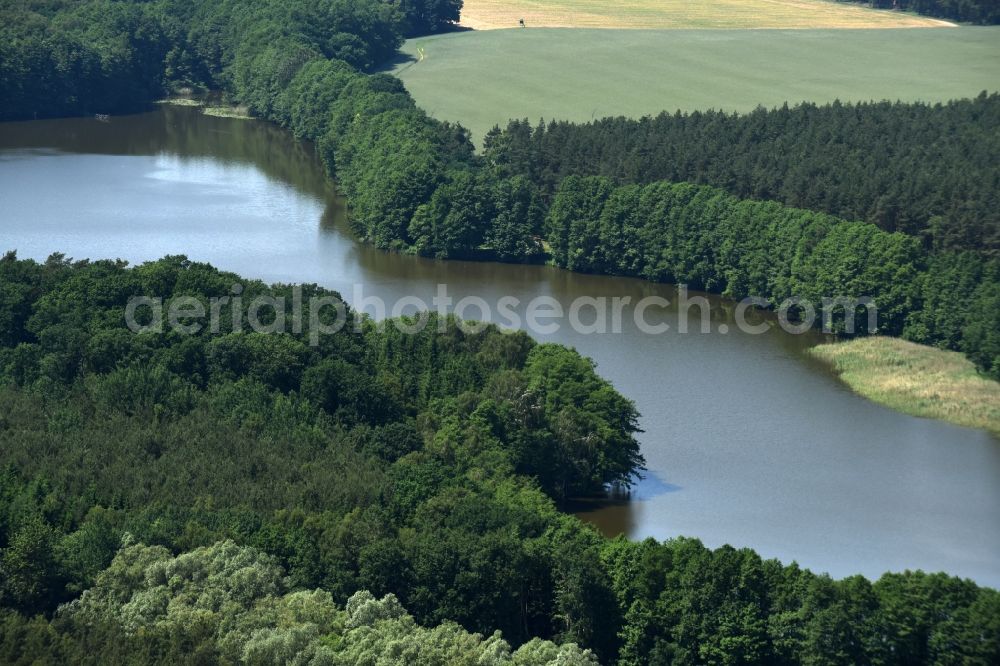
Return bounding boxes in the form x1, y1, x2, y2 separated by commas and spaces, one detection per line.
2, 106, 998, 587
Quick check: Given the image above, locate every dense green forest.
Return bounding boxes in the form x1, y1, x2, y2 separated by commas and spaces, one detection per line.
480, 98, 1000, 256
2, 1, 1000, 661
0, 254, 637, 660
836, 0, 1000, 24
4, 540, 601, 664
0, 0, 458, 119
1, 255, 998, 664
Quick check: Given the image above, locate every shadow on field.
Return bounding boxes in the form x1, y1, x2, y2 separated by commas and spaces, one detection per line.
375, 24, 474, 73
375, 52, 417, 74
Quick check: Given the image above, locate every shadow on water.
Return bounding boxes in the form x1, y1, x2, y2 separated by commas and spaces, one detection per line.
566, 470, 682, 538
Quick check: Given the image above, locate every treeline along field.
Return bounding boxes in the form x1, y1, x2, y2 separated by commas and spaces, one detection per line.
1, 255, 998, 664
482, 98, 1000, 255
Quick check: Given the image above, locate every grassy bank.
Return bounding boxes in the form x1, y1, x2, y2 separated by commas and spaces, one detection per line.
156, 98, 253, 119
459, 0, 954, 29
155, 97, 202, 107
390, 27, 1000, 141
810, 337, 1000, 436
202, 104, 252, 119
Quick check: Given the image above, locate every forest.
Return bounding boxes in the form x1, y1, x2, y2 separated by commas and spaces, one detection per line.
1, 0, 1000, 662
0, 0, 457, 119
480, 98, 1000, 256
836, 0, 1000, 24
1, 254, 998, 664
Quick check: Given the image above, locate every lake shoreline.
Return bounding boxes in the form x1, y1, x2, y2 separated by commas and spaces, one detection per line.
809, 337, 1000, 437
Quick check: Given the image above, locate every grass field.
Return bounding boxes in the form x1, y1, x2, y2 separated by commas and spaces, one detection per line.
459, 0, 955, 30
809, 337, 1000, 437
389, 27, 1000, 142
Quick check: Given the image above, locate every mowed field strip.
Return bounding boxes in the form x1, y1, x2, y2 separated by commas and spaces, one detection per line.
459, 0, 956, 29
389, 27, 1000, 142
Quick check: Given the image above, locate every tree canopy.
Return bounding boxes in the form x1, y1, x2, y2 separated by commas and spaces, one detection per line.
0, 255, 997, 664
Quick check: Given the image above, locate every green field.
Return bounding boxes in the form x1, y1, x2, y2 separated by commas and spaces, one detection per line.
390, 27, 1000, 142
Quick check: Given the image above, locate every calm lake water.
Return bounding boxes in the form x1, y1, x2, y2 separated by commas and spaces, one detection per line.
2, 106, 998, 587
